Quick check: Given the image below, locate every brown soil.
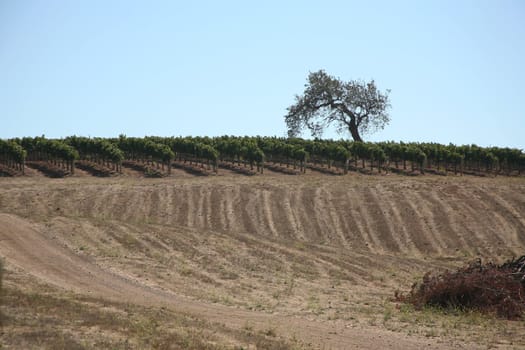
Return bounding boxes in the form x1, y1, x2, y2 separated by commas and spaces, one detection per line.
0, 174, 524, 349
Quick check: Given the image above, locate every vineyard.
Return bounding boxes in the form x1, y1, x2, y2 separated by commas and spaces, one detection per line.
2, 137, 525, 349
1, 135, 524, 178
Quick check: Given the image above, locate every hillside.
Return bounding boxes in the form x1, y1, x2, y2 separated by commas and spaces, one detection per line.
0, 173, 524, 349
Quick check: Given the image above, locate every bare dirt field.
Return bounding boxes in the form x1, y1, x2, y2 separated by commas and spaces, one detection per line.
0, 172, 524, 349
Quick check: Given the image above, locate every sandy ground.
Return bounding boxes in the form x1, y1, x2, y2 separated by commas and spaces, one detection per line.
0, 172, 524, 349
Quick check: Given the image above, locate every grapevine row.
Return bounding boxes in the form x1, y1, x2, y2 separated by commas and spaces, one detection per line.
0, 139, 27, 174
2, 136, 524, 177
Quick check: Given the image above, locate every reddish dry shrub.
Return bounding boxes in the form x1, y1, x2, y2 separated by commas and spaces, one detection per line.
396, 257, 525, 320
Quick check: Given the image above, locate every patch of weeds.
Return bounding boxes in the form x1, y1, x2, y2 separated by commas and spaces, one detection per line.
306, 295, 323, 315
272, 290, 281, 299
242, 322, 254, 334
1, 281, 235, 350
179, 264, 194, 277
383, 304, 393, 324
218, 267, 239, 280
425, 328, 437, 338
328, 268, 352, 283
397, 303, 415, 323
208, 292, 234, 306
262, 327, 277, 337
250, 302, 266, 311
290, 263, 319, 280
293, 241, 306, 251
283, 277, 295, 295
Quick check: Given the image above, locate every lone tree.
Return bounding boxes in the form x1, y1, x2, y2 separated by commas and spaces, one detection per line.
285, 70, 391, 142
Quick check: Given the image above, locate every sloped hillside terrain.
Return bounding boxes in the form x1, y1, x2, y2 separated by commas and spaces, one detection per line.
0, 174, 524, 349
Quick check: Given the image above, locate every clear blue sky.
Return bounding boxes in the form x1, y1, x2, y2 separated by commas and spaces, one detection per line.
1, 1, 524, 149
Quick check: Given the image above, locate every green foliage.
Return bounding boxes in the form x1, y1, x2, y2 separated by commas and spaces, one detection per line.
19, 137, 79, 161
196, 143, 219, 161
350, 141, 368, 159
404, 145, 426, 165
256, 137, 305, 162
169, 137, 217, 162
369, 144, 386, 162
66, 136, 124, 163
379, 141, 403, 162
8, 135, 525, 176
327, 144, 350, 162
285, 70, 391, 141
0, 139, 27, 163
119, 136, 174, 163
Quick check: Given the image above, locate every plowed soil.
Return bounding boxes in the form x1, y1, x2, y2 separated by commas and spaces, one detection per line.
0, 173, 524, 349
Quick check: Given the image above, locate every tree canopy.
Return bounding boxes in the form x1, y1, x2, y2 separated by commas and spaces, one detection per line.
285, 70, 391, 142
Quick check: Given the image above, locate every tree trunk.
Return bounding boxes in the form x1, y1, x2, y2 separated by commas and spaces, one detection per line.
348, 119, 363, 142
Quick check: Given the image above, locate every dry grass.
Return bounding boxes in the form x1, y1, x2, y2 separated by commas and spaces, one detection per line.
0, 269, 304, 350
1, 174, 524, 349
381, 302, 525, 348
